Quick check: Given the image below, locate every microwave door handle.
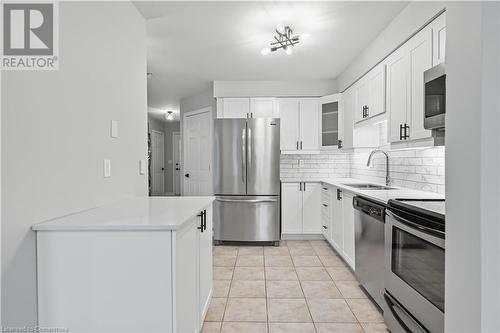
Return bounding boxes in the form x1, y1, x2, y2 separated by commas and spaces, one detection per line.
386, 210, 445, 239
384, 292, 429, 333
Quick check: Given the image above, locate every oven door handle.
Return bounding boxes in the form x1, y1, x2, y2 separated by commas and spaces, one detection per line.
386, 210, 445, 239
384, 292, 429, 333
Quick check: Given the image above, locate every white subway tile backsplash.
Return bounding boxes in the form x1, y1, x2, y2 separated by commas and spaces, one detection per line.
280, 146, 445, 194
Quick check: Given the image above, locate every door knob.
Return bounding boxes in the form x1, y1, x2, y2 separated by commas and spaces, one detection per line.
161, 167, 165, 171
185, 173, 190, 178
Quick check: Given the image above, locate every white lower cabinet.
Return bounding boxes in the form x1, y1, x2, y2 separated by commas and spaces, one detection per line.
341, 192, 355, 269
282, 182, 321, 235
36, 206, 213, 333
321, 185, 355, 270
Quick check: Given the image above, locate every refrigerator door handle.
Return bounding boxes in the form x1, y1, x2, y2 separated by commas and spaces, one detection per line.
216, 198, 278, 203
247, 127, 252, 182
241, 126, 246, 183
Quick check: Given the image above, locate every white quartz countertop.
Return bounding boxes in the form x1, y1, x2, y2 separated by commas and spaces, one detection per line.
281, 178, 444, 205
32, 196, 215, 231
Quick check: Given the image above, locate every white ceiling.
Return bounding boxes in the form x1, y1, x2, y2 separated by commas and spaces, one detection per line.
135, 1, 408, 112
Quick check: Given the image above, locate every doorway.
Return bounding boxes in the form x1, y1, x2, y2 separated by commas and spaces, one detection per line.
172, 131, 181, 196
150, 130, 165, 195
182, 107, 213, 196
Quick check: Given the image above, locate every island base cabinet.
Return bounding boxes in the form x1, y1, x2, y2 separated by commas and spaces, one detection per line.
37, 231, 174, 332
36, 206, 213, 333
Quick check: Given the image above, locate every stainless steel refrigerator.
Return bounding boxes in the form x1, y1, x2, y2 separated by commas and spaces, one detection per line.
213, 118, 280, 243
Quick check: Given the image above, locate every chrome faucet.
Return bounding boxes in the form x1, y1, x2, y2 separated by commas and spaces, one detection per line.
366, 149, 391, 186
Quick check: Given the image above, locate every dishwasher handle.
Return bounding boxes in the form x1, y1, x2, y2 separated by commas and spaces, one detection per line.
353, 196, 386, 222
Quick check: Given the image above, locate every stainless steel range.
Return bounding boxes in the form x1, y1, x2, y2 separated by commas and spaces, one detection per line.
384, 199, 445, 333
213, 118, 280, 244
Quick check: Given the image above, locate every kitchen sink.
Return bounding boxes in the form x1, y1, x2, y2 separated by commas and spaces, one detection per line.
342, 183, 398, 190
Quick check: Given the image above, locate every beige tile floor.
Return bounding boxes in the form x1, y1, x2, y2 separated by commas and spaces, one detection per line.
203, 240, 390, 333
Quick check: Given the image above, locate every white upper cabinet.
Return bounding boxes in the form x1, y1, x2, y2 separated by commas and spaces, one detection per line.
340, 85, 379, 149
367, 64, 386, 118
319, 94, 340, 149
386, 43, 411, 143
218, 98, 277, 118
338, 88, 354, 150
386, 24, 434, 143
354, 63, 386, 123
408, 28, 433, 141
249, 98, 278, 118
279, 98, 320, 154
220, 98, 250, 118
354, 79, 369, 123
432, 12, 446, 65
299, 98, 320, 152
279, 99, 301, 151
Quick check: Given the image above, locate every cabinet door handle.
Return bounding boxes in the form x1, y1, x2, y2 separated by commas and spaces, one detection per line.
337, 189, 342, 200
365, 105, 369, 117
303, 182, 306, 191
300, 141, 303, 150
296, 141, 299, 150
203, 209, 207, 230
338, 139, 343, 149
323, 225, 328, 229
404, 124, 410, 140
399, 124, 403, 141
251, 112, 253, 118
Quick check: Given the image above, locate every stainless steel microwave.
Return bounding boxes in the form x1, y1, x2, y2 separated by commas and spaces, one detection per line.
424, 64, 446, 130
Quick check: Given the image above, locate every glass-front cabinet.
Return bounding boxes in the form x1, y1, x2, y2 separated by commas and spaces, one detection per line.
319, 94, 340, 149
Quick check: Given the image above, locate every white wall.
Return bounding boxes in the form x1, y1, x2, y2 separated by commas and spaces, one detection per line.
213, 80, 337, 97
180, 86, 216, 115
446, 2, 500, 332
1, 2, 147, 325
337, 2, 445, 91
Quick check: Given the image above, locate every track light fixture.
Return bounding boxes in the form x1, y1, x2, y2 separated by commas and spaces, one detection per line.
261, 25, 307, 56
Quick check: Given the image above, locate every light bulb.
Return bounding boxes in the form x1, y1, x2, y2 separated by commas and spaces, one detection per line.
284, 47, 293, 55
166, 111, 174, 121
276, 24, 285, 34
261, 47, 271, 56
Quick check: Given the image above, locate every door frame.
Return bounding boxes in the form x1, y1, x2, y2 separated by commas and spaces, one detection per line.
181, 107, 213, 196
172, 131, 181, 196
151, 129, 165, 195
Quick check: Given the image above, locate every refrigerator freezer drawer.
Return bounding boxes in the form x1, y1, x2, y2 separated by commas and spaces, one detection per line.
214, 196, 280, 242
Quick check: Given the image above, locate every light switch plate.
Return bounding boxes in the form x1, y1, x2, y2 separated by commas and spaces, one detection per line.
104, 159, 111, 178
111, 120, 118, 138
139, 159, 146, 175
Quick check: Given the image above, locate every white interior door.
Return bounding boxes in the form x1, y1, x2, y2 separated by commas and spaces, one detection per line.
151, 130, 165, 196
172, 132, 181, 196
183, 109, 212, 196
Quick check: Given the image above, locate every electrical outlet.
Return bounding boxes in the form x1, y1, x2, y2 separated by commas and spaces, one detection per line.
104, 159, 111, 178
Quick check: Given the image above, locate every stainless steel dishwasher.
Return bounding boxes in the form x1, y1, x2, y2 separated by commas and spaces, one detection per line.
353, 196, 386, 310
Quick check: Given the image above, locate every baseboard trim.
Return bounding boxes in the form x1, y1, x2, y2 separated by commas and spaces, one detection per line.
281, 234, 325, 240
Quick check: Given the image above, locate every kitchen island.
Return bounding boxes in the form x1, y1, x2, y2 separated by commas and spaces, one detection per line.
32, 196, 214, 333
